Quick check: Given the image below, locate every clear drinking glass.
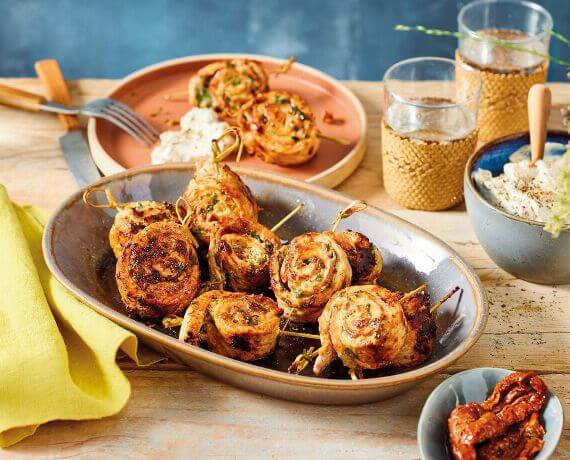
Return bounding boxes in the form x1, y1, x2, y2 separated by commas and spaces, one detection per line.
458, 0, 553, 74
383, 57, 481, 142
382, 57, 482, 210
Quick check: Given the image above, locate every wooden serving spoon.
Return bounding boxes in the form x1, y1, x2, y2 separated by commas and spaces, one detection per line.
528, 83, 552, 167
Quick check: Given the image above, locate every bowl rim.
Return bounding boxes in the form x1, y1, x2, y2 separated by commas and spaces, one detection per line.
43, 163, 488, 390
465, 130, 570, 231
417, 367, 564, 460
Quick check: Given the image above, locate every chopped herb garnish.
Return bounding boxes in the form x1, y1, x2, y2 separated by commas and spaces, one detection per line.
247, 231, 263, 242
302, 348, 316, 361
257, 253, 268, 264
244, 314, 259, 326
291, 103, 307, 120
196, 86, 213, 106
205, 195, 219, 213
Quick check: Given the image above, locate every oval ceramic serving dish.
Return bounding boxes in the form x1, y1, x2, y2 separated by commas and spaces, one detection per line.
43, 165, 487, 404
87, 53, 367, 188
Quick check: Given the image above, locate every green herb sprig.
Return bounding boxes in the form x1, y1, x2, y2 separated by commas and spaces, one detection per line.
394, 25, 570, 67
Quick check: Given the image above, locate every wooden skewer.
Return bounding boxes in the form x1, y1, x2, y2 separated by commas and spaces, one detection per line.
330, 200, 368, 232
399, 284, 428, 304
288, 346, 320, 374
175, 197, 190, 226
430, 286, 461, 314
211, 127, 244, 164
349, 368, 363, 380
175, 197, 200, 247
279, 330, 320, 340
318, 132, 351, 146
270, 203, 304, 233
83, 187, 121, 209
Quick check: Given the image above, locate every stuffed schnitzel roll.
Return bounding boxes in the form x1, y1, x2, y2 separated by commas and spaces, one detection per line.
189, 59, 269, 121
238, 90, 321, 166
116, 221, 201, 319
179, 290, 283, 362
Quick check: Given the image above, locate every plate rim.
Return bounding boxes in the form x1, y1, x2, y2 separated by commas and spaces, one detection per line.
43, 163, 488, 390
87, 53, 368, 187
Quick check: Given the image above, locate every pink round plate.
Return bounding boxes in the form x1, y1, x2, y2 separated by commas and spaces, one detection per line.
87, 54, 367, 187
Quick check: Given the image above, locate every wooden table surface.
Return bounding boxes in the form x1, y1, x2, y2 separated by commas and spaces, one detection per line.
0, 79, 568, 459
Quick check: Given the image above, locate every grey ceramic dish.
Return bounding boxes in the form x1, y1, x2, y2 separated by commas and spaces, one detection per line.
43, 164, 487, 404
465, 131, 570, 285
418, 367, 564, 459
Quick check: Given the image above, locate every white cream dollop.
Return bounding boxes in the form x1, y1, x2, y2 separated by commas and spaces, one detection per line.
473, 143, 568, 223
151, 108, 229, 164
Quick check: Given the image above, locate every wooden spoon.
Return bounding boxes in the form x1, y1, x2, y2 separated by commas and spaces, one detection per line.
528, 83, 551, 167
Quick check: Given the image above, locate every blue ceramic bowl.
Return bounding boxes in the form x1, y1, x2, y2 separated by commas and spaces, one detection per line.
417, 368, 564, 460
465, 131, 570, 285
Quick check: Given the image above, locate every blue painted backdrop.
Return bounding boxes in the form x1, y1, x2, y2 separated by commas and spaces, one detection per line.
1, 0, 569, 80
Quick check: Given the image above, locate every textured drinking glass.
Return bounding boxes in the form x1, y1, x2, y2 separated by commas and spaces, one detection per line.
458, 0, 552, 73
383, 57, 481, 142
457, 0, 552, 142
382, 57, 481, 210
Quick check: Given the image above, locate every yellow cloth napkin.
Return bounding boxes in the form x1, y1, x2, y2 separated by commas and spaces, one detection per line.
0, 185, 145, 448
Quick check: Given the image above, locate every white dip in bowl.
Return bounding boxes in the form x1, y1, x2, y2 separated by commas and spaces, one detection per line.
472, 143, 569, 224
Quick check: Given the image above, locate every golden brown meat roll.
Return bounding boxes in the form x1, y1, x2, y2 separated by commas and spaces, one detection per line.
313, 285, 408, 375
208, 218, 281, 293
109, 200, 178, 259
237, 90, 321, 166
116, 221, 200, 319
374, 286, 435, 368
324, 230, 383, 285
179, 290, 283, 361
269, 232, 352, 323
182, 160, 259, 245
313, 285, 436, 376
188, 59, 269, 120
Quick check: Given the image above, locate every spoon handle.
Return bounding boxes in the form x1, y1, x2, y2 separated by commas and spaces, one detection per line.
528, 83, 551, 166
